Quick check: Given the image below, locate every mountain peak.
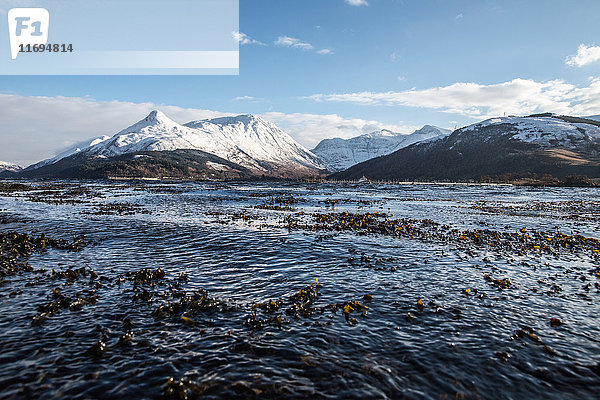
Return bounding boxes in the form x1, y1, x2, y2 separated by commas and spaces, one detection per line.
377, 129, 397, 136
415, 125, 452, 135
119, 110, 181, 133
145, 110, 170, 123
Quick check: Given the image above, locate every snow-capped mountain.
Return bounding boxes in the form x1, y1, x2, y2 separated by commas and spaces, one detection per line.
29, 110, 326, 177
312, 125, 451, 171
333, 114, 600, 181
0, 161, 23, 173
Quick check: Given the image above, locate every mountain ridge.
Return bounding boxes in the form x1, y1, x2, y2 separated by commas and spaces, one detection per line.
312, 125, 451, 171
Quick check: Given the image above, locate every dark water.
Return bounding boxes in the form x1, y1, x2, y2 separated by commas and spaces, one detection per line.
0, 180, 599, 399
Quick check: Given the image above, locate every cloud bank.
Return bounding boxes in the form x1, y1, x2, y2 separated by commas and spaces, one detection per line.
309, 77, 600, 119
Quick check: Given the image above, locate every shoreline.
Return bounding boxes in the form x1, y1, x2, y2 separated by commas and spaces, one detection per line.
2, 175, 599, 188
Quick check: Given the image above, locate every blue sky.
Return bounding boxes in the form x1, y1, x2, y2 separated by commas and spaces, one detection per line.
1, 0, 600, 165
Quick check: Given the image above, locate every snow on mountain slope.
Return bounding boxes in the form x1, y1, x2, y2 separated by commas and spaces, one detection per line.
587, 115, 600, 122
31, 110, 326, 177
462, 116, 600, 147
312, 125, 451, 171
184, 114, 325, 171
26, 136, 111, 170
0, 161, 23, 173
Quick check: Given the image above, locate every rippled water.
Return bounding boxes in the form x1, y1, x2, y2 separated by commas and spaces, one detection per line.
0, 181, 599, 399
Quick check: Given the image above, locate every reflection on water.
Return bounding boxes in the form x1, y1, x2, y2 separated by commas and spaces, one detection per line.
0, 181, 599, 399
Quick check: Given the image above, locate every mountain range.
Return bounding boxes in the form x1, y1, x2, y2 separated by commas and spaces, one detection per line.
333, 114, 600, 182
7, 111, 600, 183
20, 111, 327, 179
312, 125, 451, 171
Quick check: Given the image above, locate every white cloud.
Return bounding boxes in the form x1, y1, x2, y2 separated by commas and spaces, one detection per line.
275, 36, 314, 51
274, 36, 332, 55
309, 77, 600, 119
455, 13, 463, 20
0, 94, 410, 165
566, 44, 600, 67
233, 96, 263, 102
232, 31, 264, 46
345, 0, 368, 6
263, 111, 416, 149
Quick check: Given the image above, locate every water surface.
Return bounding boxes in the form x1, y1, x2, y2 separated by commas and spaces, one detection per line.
0, 181, 599, 399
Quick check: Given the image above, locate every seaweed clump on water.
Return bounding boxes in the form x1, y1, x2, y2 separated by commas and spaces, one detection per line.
285, 211, 439, 239
331, 300, 369, 326
0, 182, 33, 193
152, 289, 237, 322
284, 211, 600, 257
484, 274, 511, 290
347, 253, 397, 272
253, 194, 305, 212
31, 287, 98, 326
0, 231, 87, 277
127, 267, 167, 287
244, 280, 370, 330
0, 230, 90, 325
244, 281, 322, 330
83, 202, 150, 215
